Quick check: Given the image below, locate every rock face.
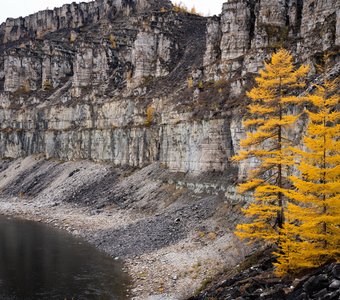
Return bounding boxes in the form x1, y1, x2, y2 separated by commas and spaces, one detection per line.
204, 0, 340, 76
220, 0, 252, 61
0, 0, 173, 44
0, 0, 339, 176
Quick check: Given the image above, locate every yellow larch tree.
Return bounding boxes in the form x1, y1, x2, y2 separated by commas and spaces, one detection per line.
233, 49, 309, 242
190, 6, 197, 15
274, 79, 340, 275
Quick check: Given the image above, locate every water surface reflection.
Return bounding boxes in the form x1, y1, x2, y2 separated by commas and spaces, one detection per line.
0, 216, 130, 299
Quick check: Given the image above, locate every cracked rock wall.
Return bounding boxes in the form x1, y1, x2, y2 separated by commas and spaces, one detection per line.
0, 0, 339, 175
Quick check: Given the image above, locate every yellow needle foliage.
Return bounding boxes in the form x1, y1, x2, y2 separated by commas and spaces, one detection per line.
145, 105, 154, 126
234, 49, 309, 242
274, 79, 340, 276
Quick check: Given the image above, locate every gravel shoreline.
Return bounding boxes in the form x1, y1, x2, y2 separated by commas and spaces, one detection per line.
0, 156, 249, 299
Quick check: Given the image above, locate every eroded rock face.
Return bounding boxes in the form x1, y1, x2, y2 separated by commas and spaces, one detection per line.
3, 47, 46, 92
204, 0, 340, 76
0, 98, 237, 172
299, 0, 340, 57
0, 0, 173, 44
220, 0, 252, 61
203, 16, 221, 77
0, 0, 339, 176
1, 0, 113, 44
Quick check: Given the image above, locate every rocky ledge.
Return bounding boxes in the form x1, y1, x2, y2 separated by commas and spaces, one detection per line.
191, 248, 340, 300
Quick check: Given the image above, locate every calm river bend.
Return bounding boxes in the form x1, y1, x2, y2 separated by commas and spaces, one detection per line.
0, 216, 130, 299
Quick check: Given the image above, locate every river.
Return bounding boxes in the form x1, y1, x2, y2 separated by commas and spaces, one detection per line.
0, 216, 130, 299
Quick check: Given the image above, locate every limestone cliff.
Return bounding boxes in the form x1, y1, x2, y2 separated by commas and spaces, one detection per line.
0, 0, 339, 176
0, 1, 339, 298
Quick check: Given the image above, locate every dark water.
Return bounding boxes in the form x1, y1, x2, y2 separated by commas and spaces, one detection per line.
0, 216, 130, 300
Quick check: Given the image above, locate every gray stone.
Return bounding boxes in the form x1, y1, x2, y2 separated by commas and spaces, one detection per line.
0, 0, 173, 44
312, 288, 328, 299
332, 265, 340, 279
220, 0, 251, 61
329, 279, 340, 289
0, 0, 339, 181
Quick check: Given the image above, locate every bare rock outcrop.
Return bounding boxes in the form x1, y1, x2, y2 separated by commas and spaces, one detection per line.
0, 0, 339, 175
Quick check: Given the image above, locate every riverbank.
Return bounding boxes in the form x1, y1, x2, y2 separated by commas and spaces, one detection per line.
0, 215, 130, 299
0, 155, 250, 299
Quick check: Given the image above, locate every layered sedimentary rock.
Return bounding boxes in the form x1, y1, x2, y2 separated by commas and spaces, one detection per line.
0, 0, 339, 175
0, 98, 236, 172
205, 0, 339, 76
220, 0, 252, 61
0, 0, 172, 44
